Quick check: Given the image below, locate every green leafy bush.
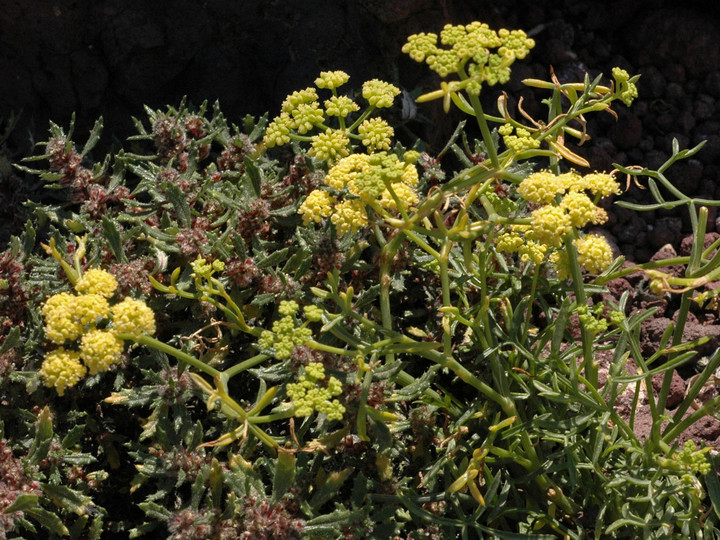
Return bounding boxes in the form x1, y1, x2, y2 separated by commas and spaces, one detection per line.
3, 20, 720, 539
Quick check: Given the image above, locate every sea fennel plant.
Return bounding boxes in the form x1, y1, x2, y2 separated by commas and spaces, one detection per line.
5, 18, 720, 540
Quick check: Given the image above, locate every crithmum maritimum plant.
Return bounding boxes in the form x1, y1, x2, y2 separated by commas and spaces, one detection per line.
7, 18, 720, 540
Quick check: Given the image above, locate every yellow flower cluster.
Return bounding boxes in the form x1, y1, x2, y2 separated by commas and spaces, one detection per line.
42, 292, 110, 344
42, 292, 86, 344
286, 362, 345, 421
362, 79, 401, 108
80, 329, 125, 375
37, 348, 87, 397
498, 123, 540, 154
257, 300, 313, 359
517, 170, 565, 204
519, 170, 620, 247
560, 191, 607, 228
298, 152, 420, 236
496, 170, 619, 275
324, 96, 359, 118
528, 206, 571, 247
38, 267, 156, 395
111, 297, 157, 335
358, 118, 394, 153
298, 190, 336, 225
611, 67, 639, 107
573, 234, 614, 275
308, 129, 351, 163
75, 267, 118, 298
263, 71, 401, 163
330, 199, 368, 236
519, 240, 547, 265
314, 70, 350, 90
402, 21, 534, 95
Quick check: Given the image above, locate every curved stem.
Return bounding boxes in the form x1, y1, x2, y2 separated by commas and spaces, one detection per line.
467, 93, 499, 169
222, 353, 270, 379
122, 333, 221, 379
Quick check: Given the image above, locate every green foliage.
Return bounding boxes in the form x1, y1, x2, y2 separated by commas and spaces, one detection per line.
2, 18, 720, 540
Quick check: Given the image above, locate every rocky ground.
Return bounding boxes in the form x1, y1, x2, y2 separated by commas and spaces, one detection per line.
2, 0, 720, 446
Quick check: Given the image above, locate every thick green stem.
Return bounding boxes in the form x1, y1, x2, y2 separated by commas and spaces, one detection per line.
121, 333, 221, 379
378, 232, 406, 363
222, 353, 270, 379
438, 240, 454, 356
467, 93, 499, 169
565, 236, 598, 388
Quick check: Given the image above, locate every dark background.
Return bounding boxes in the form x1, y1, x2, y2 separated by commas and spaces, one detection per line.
1, 0, 719, 260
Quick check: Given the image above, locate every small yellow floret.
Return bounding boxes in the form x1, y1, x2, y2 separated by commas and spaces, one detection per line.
324, 96, 359, 118
314, 70, 350, 90
281, 87, 319, 114
519, 241, 547, 265
549, 250, 571, 280
574, 234, 614, 275
264, 113, 293, 148
358, 118, 394, 153
362, 79, 401, 108
80, 329, 125, 375
324, 154, 370, 190
75, 268, 118, 298
299, 190, 336, 224
518, 171, 565, 204
42, 292, 84, 344
401, 163, 419, 186
402, 32, 439, 62
581, 172, 622, 198
557, 171, 584, 192
612, 67, 638, 107
529, 206, 572, 247
380, 183, 419, 212
495, 232, 524, 253
38, 347, 87, 396
75, 294, 111, 327
331, 199, 368, 236
111, 297, 156, 336
308, 129, 350, 163
560, 191, 605, 228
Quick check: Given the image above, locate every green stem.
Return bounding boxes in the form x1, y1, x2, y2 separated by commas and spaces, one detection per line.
523, 266, 541, 344
654, 206, 708, 444
378, 232, 406, 363
307, 339, 354, 356
439, 239, 454, 356
565, 235, 597, 388
222, 353, 270, 379
662, 395, 720, 445
345, 105, 377, 133
467, 93, 499, 169
121, 333, 221, 379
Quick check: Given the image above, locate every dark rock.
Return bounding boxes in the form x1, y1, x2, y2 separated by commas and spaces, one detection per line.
664, 82, 685, 105
667, 156, 702, 194
603, 277, 634, 310
639, 66, 666, 100
676, 108, 696, 135
693, 135, 720, 166
609, 111, 642, 150
704, 71, 720, 99
662, 63, 686, 84
648, 217, 683, 250
694, 94, 716, 121
679, 232, 720, 256
649, 243, 684, 277
614, 213, 647, 245
642, 315, 720, 358
651, 369, 686, 408
633, 9, 720, 78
